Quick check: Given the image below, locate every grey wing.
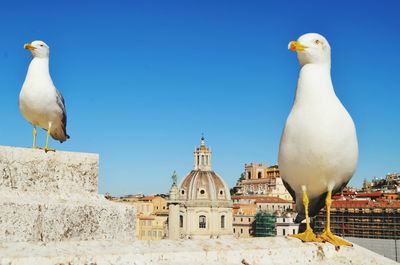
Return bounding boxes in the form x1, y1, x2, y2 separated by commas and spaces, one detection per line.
56, 89, 70, 140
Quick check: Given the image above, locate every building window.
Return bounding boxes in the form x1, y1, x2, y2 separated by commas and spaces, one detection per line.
181, 190, 185, 195
219, 190, 224, 195
258, 172, 262, 179
283, 218, 285, 223
233, 228, 236, 233
241, 228, 243, 234
247, 171, 251, 179
180, 215, 183, 228
200, 189, 205, 195
221, 215, 225, 228
293, 229, 296, 234
283, 229, 286, 236
248, 218, 251, 222
199, 215, 206, 228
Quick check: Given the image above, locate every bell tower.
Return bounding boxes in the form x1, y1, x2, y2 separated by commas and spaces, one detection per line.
194, 135, 212, 171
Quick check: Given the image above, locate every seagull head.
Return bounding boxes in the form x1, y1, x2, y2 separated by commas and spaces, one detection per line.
288, 33, 330, 66
24, 40, 50, 58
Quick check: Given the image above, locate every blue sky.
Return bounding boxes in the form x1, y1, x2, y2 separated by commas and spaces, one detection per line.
0, 1, 399, 196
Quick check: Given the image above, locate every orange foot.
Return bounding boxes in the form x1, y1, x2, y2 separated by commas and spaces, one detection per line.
319, 230, 353, 247
289, 228, 324, 243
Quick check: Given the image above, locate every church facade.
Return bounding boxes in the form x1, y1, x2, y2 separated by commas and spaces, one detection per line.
168, 137, 233, 239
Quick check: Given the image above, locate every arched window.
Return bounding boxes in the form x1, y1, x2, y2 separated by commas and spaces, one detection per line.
258, 172, 262, 179
247, 171, 251, 179
221, 215, 225, 228
199, 215, 206, 228
179, 215, 183, 228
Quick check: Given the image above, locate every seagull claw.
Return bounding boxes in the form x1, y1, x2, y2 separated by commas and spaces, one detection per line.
43, 147, 56, 153
289, 228, 324, 243
319, 230, 353, 247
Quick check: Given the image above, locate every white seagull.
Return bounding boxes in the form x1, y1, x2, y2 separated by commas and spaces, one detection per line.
19, 40, 69, 152
278, 33, 358, 246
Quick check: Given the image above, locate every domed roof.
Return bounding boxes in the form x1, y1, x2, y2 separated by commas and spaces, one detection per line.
178, 170, 231, 202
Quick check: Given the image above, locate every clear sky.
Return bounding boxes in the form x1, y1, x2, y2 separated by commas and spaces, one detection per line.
0, 0, 399, 196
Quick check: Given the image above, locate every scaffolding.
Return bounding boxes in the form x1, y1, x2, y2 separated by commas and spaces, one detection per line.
255, 211, 276, 237
315, 208, 400, 240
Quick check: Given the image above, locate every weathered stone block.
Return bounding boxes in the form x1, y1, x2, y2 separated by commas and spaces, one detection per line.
0, 146, 135, 243
0, 146, 98, 195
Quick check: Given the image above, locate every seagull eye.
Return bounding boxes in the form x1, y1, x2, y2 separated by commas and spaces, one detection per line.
40, 44, 44, 47
315, 40, 321, 45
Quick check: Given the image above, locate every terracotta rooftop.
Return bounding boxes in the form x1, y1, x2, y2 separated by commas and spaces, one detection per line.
231, 195, 292, 203
355, 191, 383, 197
140, 196, 156, 201
331, 199, 400, 209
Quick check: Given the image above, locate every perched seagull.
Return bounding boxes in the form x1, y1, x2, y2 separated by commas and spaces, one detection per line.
278, 33, 358, 246
19, 40, 69, 152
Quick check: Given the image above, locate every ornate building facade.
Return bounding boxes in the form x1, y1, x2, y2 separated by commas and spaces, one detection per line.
235, 163, 292, 201
168, 137, 233, 239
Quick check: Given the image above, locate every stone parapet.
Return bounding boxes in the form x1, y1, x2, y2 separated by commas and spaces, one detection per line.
0, 237, 396, 265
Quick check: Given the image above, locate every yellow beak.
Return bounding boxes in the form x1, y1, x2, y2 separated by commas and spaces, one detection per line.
24, 43, 36, 51
288, 41, 308, 51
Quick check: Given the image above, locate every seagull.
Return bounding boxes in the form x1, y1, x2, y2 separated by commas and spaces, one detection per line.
19, 40, 69, 152
278, 33, 358, 246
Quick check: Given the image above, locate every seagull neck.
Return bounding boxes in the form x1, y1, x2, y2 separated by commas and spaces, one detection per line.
295, 63, 335, 103
26, 57, 51, 81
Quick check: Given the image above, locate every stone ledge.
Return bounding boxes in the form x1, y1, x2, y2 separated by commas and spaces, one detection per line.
0, 146, 98, 195
0, 194, 135, 243
0, 237, 396, 265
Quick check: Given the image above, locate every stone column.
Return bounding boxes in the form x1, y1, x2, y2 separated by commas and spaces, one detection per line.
168, 203, 180, 239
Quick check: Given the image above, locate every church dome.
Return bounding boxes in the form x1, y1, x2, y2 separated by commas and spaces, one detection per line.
177, 136, 231, 202
179, 170, 231, 201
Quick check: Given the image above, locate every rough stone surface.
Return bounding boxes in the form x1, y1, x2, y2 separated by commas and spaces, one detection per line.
0, 146, 98, 195
0, 237, 396, 265
0, 146, 135, 243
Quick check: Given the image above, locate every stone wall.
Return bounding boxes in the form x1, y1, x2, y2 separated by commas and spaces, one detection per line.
0, 146, 136, 243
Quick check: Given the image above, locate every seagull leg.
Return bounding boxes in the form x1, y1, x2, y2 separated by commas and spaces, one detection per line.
289, 187, 323, 243
32, 126, 38, 148
44, 122, 55, 153
319, 190, 352, 247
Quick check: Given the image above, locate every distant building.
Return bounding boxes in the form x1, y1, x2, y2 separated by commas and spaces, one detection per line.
363, 173, 400, 193
234, 163, 292, 201
168, 137, 233, 239
111, 195, 168, 240
232, 195, 295, 238
275, 213, 299, 236
315, 199, 400, 239
232, 203, 257, 238
232, 195, 293, 212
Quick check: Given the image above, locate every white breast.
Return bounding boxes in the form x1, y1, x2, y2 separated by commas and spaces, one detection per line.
19, 57, 61, 129
278, 64, 358, 199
